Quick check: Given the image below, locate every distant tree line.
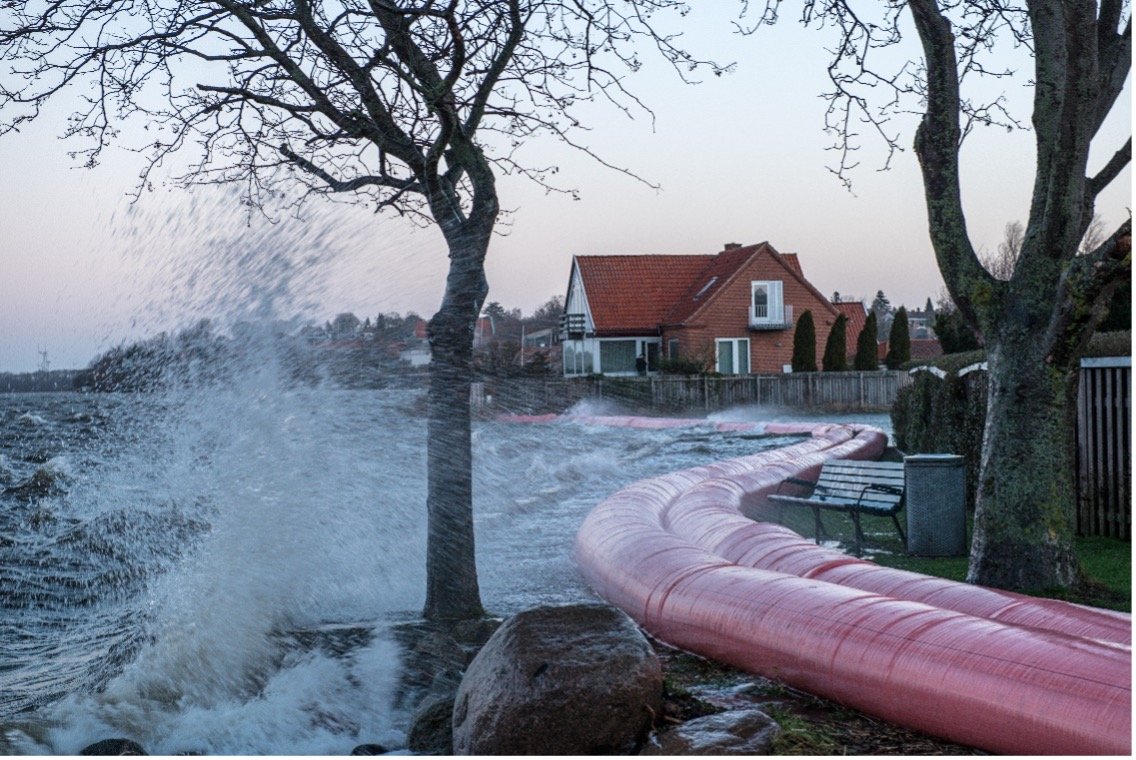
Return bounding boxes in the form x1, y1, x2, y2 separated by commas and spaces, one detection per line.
72, 296, 566, 392
0, 370, 81, 393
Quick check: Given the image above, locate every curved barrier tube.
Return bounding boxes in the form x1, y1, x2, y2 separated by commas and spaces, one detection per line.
522, 415, 1133, 755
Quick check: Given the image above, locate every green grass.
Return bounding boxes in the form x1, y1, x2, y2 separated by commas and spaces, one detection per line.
755, 504, 1131, 612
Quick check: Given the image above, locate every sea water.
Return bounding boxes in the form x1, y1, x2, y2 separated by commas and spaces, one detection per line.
0, 385, 887, 754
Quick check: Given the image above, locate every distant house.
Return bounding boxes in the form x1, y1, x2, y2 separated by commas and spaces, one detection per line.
399, 319, 431, 367
906, 308, 937, 339
560, 242, 851, 376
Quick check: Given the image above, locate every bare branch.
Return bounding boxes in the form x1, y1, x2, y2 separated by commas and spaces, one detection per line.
1086, 137, 1131, 201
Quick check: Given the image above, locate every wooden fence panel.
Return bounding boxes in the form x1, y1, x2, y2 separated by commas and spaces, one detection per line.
1076, 361, 1130, 539
479, 371, 911, 416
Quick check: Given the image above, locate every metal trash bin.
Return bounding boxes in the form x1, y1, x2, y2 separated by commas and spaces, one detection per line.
904, 454, 967, 557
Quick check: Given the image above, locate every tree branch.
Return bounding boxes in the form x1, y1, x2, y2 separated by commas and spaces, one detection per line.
1049, 216, 1132, 367
1086, 137, 1131, 201
907, 0, 993, 331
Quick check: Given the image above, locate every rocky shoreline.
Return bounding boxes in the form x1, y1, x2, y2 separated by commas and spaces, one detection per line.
77, 604, 981, 756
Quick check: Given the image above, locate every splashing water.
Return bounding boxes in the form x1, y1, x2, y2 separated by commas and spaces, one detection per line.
1, 189, 882, 753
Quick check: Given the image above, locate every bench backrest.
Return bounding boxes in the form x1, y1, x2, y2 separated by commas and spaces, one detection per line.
814, 460, 905, 512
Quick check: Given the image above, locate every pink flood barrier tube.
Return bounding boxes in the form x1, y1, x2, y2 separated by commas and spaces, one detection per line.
503, 415, 1131, 755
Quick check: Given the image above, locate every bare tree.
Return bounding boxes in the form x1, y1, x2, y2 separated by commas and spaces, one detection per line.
981, 221, 1024, 281
750, 1, 1130, 592
0, 0, 723, 620
986, 215, 1109, 279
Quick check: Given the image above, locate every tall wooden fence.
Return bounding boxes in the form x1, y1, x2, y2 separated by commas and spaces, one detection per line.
1076, 358, 1131, 539
476, 371, 911, 415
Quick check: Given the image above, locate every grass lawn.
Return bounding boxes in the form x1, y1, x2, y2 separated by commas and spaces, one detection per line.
753, 503, 1131, 612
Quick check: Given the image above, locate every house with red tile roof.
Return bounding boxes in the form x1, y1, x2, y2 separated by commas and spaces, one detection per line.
561, 242, 851, 376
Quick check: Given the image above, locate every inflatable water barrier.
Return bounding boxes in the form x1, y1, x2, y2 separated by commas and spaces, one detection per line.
504, 414, 1130, 755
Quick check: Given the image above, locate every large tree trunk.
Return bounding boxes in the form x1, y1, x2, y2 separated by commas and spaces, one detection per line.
967, 329, 1082, 590
906, 0, 1130, 593
422, 222, 492, 621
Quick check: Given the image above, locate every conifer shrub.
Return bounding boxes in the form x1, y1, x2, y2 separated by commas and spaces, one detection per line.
886, 306, 911, 369
791, 310, 817, 372
822, 314, 848, 372
854, 311, 878, 370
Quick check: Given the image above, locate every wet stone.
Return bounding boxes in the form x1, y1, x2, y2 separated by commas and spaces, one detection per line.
78, 738, 146, 755
349, 743, 389, 755
407, 695, 456, 755
642, 709, 781, 755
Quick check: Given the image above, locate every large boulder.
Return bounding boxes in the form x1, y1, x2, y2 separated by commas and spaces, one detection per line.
452, 604, 663, 755
642, 709, 781, 755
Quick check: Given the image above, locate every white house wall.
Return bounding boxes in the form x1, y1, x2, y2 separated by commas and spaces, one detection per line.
566, 261, 596, 333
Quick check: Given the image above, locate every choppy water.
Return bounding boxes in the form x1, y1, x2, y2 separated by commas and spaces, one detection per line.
0, 387, 887, 754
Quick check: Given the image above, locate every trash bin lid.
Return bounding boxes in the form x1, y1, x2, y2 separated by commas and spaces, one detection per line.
904, 454, 964, 466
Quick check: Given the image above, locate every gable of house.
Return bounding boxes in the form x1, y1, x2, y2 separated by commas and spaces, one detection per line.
660, 244, 843, 373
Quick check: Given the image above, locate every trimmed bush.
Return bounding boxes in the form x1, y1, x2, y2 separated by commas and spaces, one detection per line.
886, 306, 911, 369
822, 314, 848, 372
658, 357, 706, 376
933, 308, 982, 354
792, 310, 817, 372
854, 311, 878, 370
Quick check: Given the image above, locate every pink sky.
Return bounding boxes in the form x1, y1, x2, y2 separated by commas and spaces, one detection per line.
0, 11, 1129, 372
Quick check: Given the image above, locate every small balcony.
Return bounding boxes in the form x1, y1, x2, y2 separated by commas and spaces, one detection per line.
749, 303, 794, 331
560, 312, 588, 338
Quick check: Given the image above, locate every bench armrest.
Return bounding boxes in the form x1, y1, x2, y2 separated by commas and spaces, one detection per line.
856, 483, 903, 506
777, 476, 817, 495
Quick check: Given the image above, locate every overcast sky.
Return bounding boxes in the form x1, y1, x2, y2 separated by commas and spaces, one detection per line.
0, 7, 1129, 372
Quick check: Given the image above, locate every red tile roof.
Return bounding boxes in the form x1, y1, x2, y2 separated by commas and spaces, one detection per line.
574, 242, 839, 335
575, 254, 715, 334
780, 253, 803, 276
662, 245, 761, 325
911, 339, 944, 361
877, 339, 944, 362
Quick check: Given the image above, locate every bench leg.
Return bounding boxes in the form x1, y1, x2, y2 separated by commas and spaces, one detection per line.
892, 514, 907, 550
850, 510, 864, 557
812, 506, 828, 545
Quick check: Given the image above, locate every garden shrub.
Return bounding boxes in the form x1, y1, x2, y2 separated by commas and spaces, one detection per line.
886, 306, 911, 369
854, 311, 878, 370
792, 310, 817, 372
822, 315, 848, 372
659, 357, 706, 376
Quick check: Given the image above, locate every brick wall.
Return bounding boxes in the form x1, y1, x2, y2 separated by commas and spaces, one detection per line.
663, 251, 841, 374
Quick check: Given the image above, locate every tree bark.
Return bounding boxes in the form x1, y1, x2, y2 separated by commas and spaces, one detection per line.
967, 328, 1081, 589
422, 191, 495, 620
906, 0, 1130, 592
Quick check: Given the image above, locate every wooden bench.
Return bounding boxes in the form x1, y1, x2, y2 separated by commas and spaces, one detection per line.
768, 460, 906, 556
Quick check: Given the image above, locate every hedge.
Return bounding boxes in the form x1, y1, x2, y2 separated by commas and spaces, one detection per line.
891, 331, 1130, 511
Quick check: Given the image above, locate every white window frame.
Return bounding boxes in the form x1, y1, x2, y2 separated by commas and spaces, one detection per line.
715, 338, 750, 375
751, 280, 785, 324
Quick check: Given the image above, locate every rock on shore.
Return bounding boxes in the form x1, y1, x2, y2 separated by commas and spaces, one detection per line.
451, 603, 663, 754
